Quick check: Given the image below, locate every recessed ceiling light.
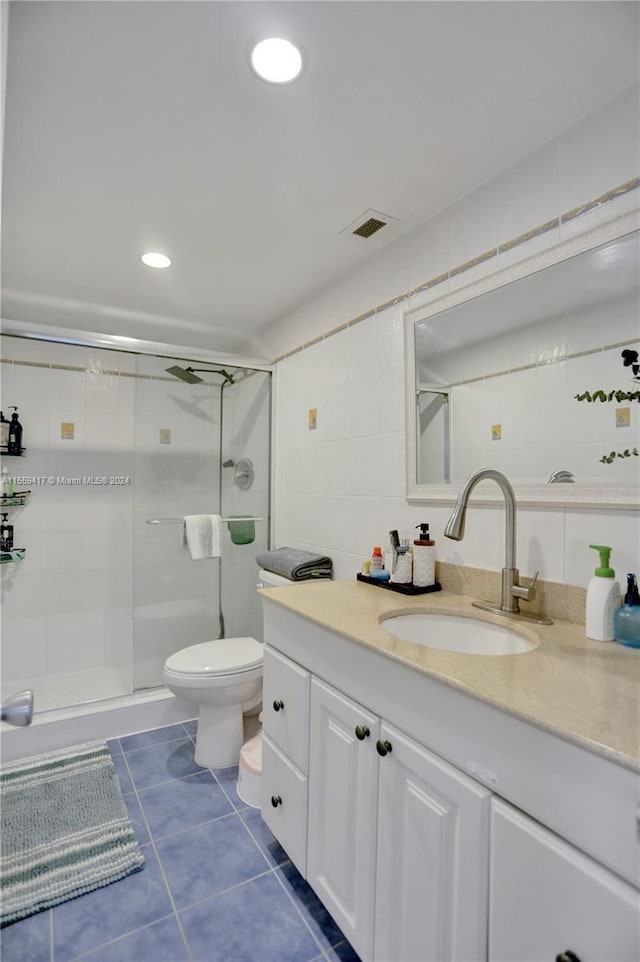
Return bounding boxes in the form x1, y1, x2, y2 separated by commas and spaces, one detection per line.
250, 37, 304, 84
141, 252, 172, 269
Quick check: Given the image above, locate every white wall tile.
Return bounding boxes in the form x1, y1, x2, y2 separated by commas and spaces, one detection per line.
46, 610, 106, 673
0, 617, 48, 680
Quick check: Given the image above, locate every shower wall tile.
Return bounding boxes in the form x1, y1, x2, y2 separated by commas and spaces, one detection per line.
46, 610, 106, 673
103, 607, 134, 667
47, 367, 86, 408
0, 617, 48, 681
1, 574, 46, 620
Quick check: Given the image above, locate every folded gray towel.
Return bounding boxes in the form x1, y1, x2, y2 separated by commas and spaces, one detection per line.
256, 547, 333, 582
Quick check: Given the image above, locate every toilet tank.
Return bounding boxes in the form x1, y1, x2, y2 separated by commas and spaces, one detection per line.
257, 568, 299, 589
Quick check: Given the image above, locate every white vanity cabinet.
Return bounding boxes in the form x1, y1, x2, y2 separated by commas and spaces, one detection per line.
489, 799, 640, 962
261, 598, 640, 962
303, 676, 490, 962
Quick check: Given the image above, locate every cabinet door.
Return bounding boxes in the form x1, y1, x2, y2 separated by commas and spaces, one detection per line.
374, 721, 491, 962
307, 677, 380, 962
490, 798, 640, 962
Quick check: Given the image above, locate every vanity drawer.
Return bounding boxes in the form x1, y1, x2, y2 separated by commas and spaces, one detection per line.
262, 645, 310, 773
261, 734, 308, 877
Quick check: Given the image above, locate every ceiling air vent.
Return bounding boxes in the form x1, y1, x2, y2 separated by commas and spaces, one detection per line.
340, 208, 401, 240
353, 216, 387, 238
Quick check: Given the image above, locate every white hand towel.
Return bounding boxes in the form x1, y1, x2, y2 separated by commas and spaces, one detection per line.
184, 515, 221, 560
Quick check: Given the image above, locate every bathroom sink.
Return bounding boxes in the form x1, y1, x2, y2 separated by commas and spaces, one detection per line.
381, 612, 536, 656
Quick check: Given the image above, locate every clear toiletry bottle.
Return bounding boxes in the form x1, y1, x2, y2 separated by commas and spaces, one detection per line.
1, 467, 14, 498
390, 545, 412, 584
0, 412, 8, 453
413, 523, 436, 587
371, 546, 384, 574
586, 544, 621, 642
0, 513, 14, 551
614, 573, 640, 649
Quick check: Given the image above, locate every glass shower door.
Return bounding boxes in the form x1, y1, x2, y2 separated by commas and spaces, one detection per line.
131, 358, 270, 691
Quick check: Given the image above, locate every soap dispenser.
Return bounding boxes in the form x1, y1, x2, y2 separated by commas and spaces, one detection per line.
614, 573, 640, 649
413, 523, 436, 588
586, 544, 621, 642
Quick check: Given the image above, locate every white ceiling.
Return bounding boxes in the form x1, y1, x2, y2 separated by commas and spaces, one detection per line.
2, 1, 638, 358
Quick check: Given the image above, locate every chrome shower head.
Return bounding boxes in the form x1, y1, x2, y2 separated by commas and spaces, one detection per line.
165, 366, 204, 384
165, 366, 235, 385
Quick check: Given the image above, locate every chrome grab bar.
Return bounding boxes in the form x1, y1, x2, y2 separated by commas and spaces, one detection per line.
146, 517, 263, 525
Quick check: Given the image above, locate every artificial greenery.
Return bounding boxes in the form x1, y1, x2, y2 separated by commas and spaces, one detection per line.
599, 448, 639, 464
574, 389, 640, 403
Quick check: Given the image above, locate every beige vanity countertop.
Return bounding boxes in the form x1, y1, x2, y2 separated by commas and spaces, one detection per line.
260, 579, 640, 773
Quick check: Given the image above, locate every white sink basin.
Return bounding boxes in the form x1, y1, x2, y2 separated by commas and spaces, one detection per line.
381, 612, 536, 656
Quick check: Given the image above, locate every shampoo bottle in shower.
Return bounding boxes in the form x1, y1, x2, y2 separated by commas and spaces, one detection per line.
1, 513, 14, 551
7, 408, 22, 456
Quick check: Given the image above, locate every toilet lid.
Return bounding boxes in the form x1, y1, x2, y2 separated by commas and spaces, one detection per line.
165, 638, 262, 677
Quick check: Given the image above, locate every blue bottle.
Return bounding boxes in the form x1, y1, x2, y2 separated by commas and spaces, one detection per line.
614, 573, 640, 649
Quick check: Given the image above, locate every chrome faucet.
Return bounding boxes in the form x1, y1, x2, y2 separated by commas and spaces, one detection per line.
444, 468, 552, 624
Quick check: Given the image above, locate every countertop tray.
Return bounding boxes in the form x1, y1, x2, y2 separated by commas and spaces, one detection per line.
357, 573, 442, 595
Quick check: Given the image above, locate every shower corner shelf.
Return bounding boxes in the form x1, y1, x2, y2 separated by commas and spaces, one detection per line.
1, 490, 31, 507
1, 547, 25, 565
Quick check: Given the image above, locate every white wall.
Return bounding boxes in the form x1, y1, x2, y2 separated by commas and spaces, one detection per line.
262, 86, 640, 595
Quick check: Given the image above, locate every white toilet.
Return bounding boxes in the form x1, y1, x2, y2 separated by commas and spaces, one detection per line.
162, 568, 292, 769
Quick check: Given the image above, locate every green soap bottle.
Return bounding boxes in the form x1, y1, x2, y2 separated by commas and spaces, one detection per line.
585, 545, 621, 642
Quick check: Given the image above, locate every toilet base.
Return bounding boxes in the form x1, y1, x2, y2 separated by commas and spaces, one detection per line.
195, 702, 243, 769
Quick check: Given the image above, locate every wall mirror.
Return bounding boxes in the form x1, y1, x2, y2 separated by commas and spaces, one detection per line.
405, 213, 640, 507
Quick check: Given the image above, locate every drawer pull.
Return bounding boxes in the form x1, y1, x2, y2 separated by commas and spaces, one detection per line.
376, 739, 392, 757
271, 794, 282, 808
555, 953, 581, 962
272, 699, 284, 712
355, 725, 370, 740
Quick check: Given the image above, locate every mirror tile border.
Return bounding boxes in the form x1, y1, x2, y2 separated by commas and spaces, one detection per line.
272, 176, 640, 363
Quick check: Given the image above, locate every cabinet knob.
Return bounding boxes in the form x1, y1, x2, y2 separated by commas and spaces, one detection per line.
271, 794, 282, 808
555, 952, 581, 962
272, 699, 284, 712
355, 725, 370, 740
376, 739, 392, 757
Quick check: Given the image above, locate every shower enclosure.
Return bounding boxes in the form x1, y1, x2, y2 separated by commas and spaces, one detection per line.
0, 334, 271, 714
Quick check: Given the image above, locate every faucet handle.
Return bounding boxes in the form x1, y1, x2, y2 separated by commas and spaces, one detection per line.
512, 570, 538, 603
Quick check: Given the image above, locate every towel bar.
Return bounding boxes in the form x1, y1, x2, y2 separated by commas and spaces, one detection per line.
146, 517, 263, 525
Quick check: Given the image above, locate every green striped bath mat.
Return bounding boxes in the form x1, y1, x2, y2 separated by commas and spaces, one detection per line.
0, 740, 145, 926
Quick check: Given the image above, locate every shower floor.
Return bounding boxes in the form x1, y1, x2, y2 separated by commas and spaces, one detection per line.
1, 665, 133, 714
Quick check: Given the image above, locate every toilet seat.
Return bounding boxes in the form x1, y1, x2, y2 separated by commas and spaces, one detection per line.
164, 638, 262, 679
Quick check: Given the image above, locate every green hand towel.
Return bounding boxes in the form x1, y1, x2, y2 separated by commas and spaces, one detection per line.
227, 517, 255, 545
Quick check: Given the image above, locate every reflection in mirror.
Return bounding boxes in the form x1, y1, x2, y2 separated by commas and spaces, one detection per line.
413, 230, 639, 489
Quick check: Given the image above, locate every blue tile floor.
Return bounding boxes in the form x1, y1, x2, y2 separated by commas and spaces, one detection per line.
1, 721, 361, 962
